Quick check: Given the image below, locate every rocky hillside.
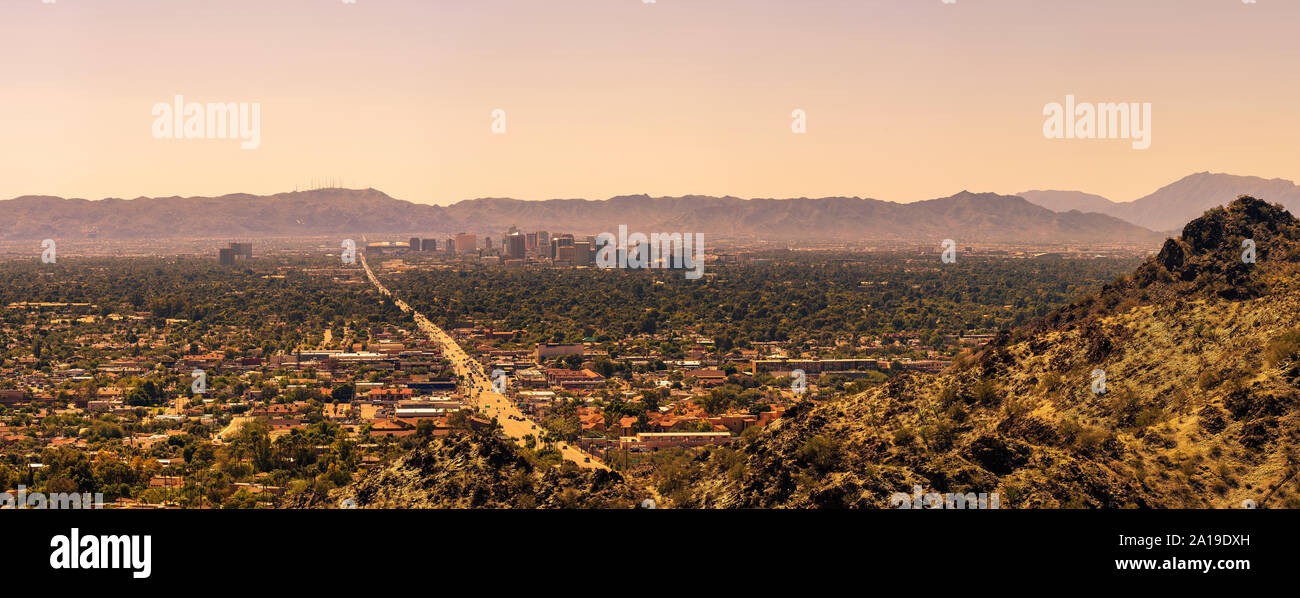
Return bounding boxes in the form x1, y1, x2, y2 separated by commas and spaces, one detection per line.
291, 432, 638, 509
672, 197, 1300, 508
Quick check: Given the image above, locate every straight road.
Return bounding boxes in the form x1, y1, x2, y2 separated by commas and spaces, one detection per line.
357, 250, 608, 470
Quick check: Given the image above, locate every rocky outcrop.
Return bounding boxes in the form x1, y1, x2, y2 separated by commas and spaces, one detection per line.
676, 197, 1300, 509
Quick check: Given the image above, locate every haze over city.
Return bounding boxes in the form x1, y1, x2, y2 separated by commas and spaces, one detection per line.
3, 0, 1298, 205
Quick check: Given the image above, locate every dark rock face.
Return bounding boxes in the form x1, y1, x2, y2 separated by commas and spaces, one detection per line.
1165, 196, 1297, 299
967, 435, 1030, 476
1156, 238, 1189, 272
1225, 387, 1298, 420
1182, 196, 1296, 254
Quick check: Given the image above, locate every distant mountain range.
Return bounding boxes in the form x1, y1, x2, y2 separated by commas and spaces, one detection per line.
0, 189, 1158, 245
442, 192, 1159, 244
1020, 172, 1300, 232
3, 171, 1294, 244
0, 190, 451, 241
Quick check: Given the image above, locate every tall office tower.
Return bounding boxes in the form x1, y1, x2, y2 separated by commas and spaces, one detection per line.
422, 239, 438, 252
506, 233, 526, 259
445, 238, 455, 253
485, 236, 494, 252
408, 237, 421, 252
573, 240, 593, 266
229, 242, 253, 259
218, 247, 236, 266
535, 231, 551, 257
455, 233, 477, 254
525, 232, 538, 251
550, 233, 573, 259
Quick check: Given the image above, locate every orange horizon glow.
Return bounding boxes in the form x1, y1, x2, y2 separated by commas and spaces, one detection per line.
1, 0, 1297, 206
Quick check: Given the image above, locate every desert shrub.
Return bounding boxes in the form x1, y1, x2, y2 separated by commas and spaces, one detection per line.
1057, 418, 1083, 443
1082, 323, 1115, 362
1216, 462, 1236, 487
1075, 426, 1110, 457
1134, 405, 1165, 430
709, 447, 746, 482
973, 380, 1000, 407
1109, 388, 1145, 429
651, 448, 699, 498
892, 427, 916, 447
1197, 367, 1224, 391
1003, 396, 1030, 420
952, 350, 974, 371
1000, 482, 1022, 505
1036, 371, 1062, 393
938, 383, 959, 407
1265, 329, 1300, 367
926, 420, 958, 451
946, 403, 969, 424
799, 435, 841, 470
1169, 385, 1193, 413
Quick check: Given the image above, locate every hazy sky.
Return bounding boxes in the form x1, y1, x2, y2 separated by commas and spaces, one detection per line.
1, 0, 1297, 205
